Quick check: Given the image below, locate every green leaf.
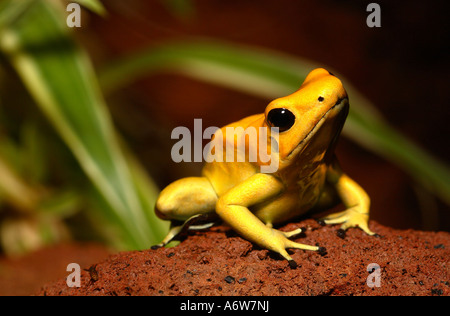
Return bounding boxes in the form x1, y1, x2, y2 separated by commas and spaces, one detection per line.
0, 0, 167, 249
20, 119, 48, 183
0, 155, 40, 213
161, 0, 194, 19
99, 40, 308, 98
0, 0, 35, 31
99, 39, 450, 206
72, 0, 106, 16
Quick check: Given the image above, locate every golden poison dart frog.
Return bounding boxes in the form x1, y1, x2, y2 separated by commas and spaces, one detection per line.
154, 68, 376, 268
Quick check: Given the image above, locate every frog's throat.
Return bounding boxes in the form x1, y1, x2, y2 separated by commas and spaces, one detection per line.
284, 97, 348, 160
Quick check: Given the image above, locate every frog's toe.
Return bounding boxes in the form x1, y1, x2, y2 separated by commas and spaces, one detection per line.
283, 244, 326, 268
288, 260, 298, 269
286, 240, 321, 252
317, 246, 327, 256
336, 228, 346, 239
316, 219, 326, 226
271, 232, 325, 268
339, 219, 376, 236
359, 225, 377, 237
320, 211, 348, 225
282, 227, 303, 238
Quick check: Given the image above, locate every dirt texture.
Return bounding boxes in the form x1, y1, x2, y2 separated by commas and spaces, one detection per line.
38, 219, 449, 296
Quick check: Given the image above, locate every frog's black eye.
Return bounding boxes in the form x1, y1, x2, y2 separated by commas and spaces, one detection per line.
267, 108, 296, 132
318, 96, 324, 102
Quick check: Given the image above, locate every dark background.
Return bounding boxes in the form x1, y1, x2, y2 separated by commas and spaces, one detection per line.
78, 0, 449, 231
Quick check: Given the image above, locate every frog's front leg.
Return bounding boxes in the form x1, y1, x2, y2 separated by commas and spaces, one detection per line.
216, 173, 324, 268
320, 159, 376, 237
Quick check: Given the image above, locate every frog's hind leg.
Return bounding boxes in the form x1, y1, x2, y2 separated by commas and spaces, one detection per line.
151, 213, 217, 249
153, 177, 218, 248
151, 221, 184, 249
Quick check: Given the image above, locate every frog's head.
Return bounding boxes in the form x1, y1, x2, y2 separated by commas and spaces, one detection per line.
264, 68, 349, 167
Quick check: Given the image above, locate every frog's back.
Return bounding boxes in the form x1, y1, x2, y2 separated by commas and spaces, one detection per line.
202, 161, 257, 196
202, 113, 265, 196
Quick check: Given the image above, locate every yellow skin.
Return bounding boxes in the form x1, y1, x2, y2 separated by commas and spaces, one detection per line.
155, 68, 376, 268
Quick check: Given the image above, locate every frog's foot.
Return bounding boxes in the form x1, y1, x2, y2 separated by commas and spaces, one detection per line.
264, 221, 306, 239
151, 214, 216, 249
319, 206, 376, 238
270, 229, 326, 269
151, 223, 183, 249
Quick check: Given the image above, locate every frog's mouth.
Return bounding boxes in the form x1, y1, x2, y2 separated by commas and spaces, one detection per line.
284, 97, 348, 160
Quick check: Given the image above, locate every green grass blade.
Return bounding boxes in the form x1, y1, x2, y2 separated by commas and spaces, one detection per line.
0, 155, 40, 213
73, 0, 106, 16
162, 0, 194, 19
100, 40, 307, 98
99, 39, 450, 205
0, 0, 35, 30
0, 0, 167, 249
